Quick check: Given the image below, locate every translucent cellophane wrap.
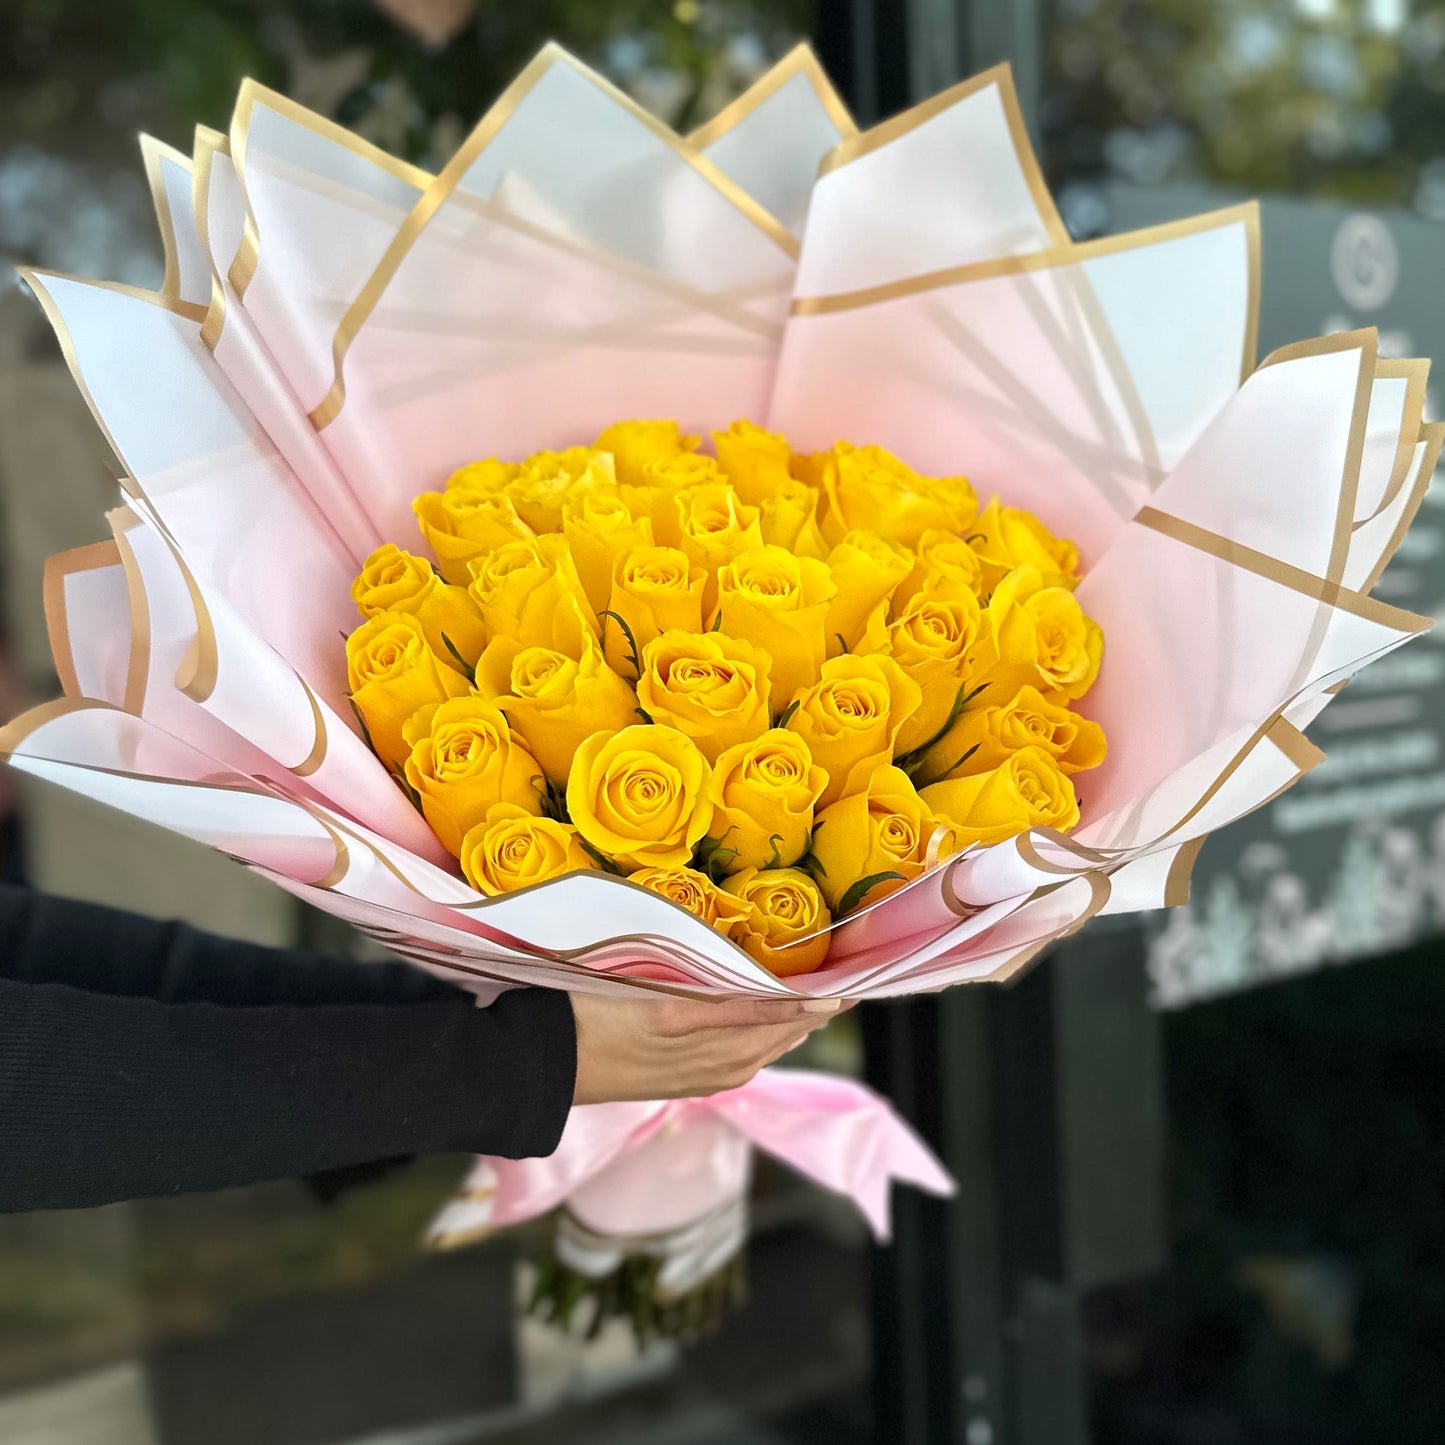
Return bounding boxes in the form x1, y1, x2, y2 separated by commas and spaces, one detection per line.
6, 45, 1435, 1281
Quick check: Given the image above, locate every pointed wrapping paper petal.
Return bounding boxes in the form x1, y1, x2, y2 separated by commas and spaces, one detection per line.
428, 1067, 955, 1251
8, 43, 1437, 1279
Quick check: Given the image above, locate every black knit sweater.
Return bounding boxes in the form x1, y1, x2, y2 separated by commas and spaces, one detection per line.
0, 884, 576, 1211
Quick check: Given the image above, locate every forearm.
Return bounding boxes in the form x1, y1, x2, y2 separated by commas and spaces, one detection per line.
0, 976, 575, 1211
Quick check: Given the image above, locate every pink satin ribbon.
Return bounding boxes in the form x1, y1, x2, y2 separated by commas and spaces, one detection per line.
479, 1067, 956, 1242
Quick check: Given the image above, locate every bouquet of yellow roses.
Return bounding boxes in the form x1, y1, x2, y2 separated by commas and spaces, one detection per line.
6, 43, 1434, 1335
344, 417, 1105, 984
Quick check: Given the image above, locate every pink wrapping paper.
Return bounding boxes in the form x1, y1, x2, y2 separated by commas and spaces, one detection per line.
4, 45, 1437, 1250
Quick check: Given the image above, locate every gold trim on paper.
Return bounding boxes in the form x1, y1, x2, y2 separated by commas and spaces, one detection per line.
309, 43, 798, 430
192, 124, 233, 350
1133, 506, 1430, 634
1163, 836, 1206, 907
107, 512, 152, 716
290, 679, 329, 777
791, 202, 1259, 320
43, 541, 122, 701
816, 62, 1068, 252
139, 134, 192, 310
227, 77, 432, 302
688, 42, 858, 150
0, 696, 114, 759
1361, 421, 1445, 594
1356, 357, 1431, 528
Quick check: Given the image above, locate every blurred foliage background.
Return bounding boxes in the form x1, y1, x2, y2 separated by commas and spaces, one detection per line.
1047, 0, 1445, 215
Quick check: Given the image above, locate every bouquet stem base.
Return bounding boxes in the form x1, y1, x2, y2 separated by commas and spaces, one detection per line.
527, 1248, 748, 1346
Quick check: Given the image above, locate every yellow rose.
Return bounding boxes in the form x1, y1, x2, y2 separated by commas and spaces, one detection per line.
819, 442, 977, 547
722, 867, 831, 977
561, 486, 654, 614
346, 612, 471, 771
712, 546, 837, 705
921, 745, 1079, 846
627, 864, 754, 936
476, 635, 638, 785
445, 458, 518, 497
759, 477, 829, 560
413, 489, 535, 586
895, 528, 985, 607
636, 630, 771, 763
402, 696, 543, 857
594, 418, 700, 488
824, 530, 913, 655
604, 546, 707, 677
712, 419, 793, 505
567, 724, 714, 872
352, 544, 486, 671
467, 535, 597, 660
811, 765, 959, 913
461, 803, 596, 895
677, 482, 763, 609
626, 453, 724, 546
706, 728, 828, 873
786, 654, 921, 809
788, 449, 831, 490
914, 685, 1106, 786
969, 496, 1080, 592
969, 565, 1103, 704
879, 587, 983, 755
509, 447, 614, 533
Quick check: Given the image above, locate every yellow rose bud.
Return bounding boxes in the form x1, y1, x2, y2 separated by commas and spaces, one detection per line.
476, 636, 638, 785
786, 654, 922, 808
561, 486, 654, 614
461, 803, 596, 896
567, 724, 713, 873
722, 867, 831, 977
627, 864, 754, 936
413, 488, 536, 586
824, 530, 913, 655
712, 546, 837, 705
880, 587, 983, 755
345, 612, 471, 771
509, 447, 614, 533
811, 765, 959, 913
789, 450, 831, 490
819, 442, 977, 547
604, 546, 706, 677
402, 696, 543, 857
468, 535, 597, 660
915, 685, 1106, 786
677, 482, 764, 610
921, 745, 1079, 846
712, 419, 793, 505
594, 419, 700, 488
636, 630, 771, 764
352, 544, 486, 671
759, 477, 829, 560
970, 566, 1103, 704
706, 728, 828, 873
969, 497, 1080, 592
445, 458, 518, 497
895, 528, 985, 607
625, 453, 724, 546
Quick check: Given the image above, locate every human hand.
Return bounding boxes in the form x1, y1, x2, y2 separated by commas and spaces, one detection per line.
569, 993, 848, 1105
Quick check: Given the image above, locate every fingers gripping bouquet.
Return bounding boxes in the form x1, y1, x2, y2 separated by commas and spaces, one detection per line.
6, 43, 1435, 1335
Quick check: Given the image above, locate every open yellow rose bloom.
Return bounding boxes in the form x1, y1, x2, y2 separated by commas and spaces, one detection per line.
346, 418, 1106, 977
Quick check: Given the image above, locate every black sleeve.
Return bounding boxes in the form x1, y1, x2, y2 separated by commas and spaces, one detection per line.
0, 886, 577, 1212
